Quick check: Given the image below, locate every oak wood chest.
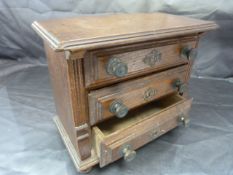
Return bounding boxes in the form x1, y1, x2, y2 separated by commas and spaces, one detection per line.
32, 13, 217, 172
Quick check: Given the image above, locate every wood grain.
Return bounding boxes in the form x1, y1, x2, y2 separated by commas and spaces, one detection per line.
88, 65, 189, 125
32, 12, 217, 171
44, 42, 77, 150
44, 42, 91, 160
54, 116, 99, 172
32, 13, 218, 51
92, 94, 193, 167
84, 36, 197, 88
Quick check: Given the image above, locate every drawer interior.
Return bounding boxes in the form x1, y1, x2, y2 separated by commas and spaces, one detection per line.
92, 93, 192, 166
95, 93, 184, 136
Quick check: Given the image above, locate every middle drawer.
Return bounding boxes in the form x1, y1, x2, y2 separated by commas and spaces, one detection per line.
88, 65, 189, 125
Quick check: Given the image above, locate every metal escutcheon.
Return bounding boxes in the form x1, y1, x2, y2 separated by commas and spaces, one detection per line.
120, 144, 136, 162
181, 46, 198, 61
144, 88, 157, 101
150, 128, 159, 139
143, 49, 162, 67
109, 100, 128, 118
106, 57, 128, 77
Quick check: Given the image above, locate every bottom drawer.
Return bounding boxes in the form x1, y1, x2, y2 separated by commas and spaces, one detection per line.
92, 93, 192, 167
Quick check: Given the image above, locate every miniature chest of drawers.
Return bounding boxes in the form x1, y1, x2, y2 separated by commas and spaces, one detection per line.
32, 13, 217, 173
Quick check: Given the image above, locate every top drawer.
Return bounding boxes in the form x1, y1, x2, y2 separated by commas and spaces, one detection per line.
84, 36, 198, 88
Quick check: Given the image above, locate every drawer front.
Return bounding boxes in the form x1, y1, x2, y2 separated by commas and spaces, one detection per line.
92, 95, 192, 167
84, 37, 197, 88
88, 65, 189, 125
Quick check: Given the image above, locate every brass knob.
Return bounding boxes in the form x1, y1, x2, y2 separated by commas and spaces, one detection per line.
173, 79, 187, 95
106, 58, 128, 77
181, 46, 197, 60
179, 114, 190, 127
121, 145, 136, 162
109, 100, 128, 118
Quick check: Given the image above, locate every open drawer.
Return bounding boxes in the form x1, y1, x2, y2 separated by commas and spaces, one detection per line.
92, 94, 192, 167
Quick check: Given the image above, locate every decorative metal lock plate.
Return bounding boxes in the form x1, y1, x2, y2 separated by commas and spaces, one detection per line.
143, 49, 162, 67
150, 128, 160, 140
144, 88, 157, 101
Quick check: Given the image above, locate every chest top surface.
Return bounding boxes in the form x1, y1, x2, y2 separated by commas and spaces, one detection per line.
32, 13, 217, 51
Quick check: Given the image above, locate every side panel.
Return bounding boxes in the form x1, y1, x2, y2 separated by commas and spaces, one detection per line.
44, 42, 91, 160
